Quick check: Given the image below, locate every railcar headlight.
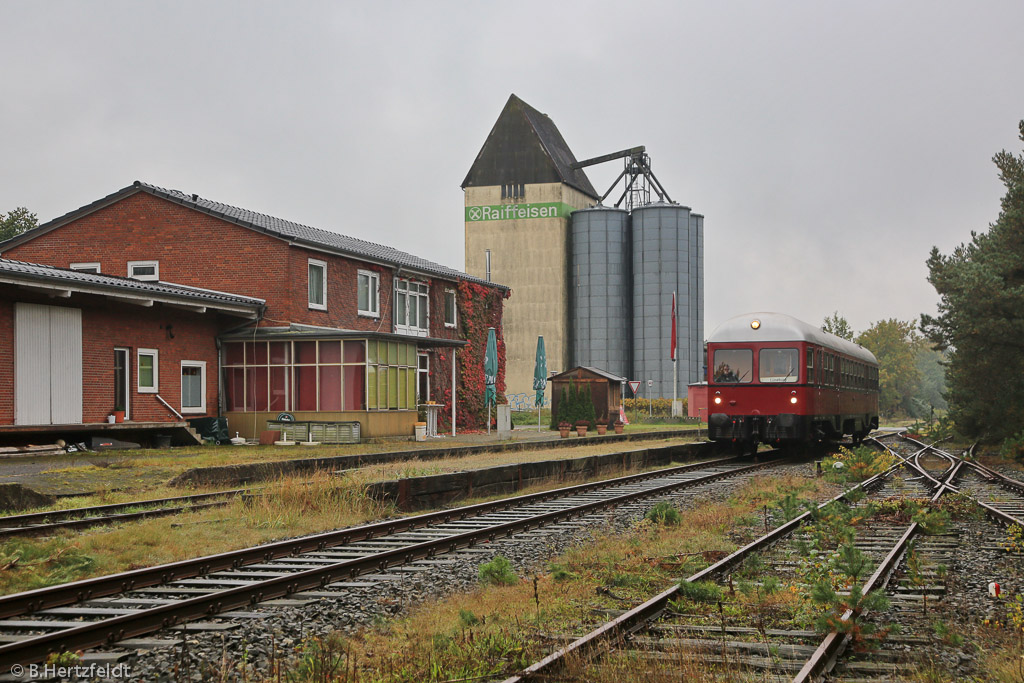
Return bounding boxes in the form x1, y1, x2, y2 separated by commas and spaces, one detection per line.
751, 319, 760, 330
714, 397, 722, 405
790, 397, 798, 404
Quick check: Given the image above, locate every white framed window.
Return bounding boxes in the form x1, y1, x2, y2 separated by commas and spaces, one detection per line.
128, 260, 159, 281
443, 288, 457, 328
138, 348, 159, 393
308, 259, 327, 310
70, 262, 101, 274
180, 360, 206, 414
357, 270, 379, 317
394, 278, 429, 336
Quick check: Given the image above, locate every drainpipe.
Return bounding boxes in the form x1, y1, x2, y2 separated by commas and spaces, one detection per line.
451, 347, 456, 436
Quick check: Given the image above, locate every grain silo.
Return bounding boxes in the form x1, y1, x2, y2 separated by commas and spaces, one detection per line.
463, 96, 705, 401
569, 205, 631, 379
631, 202, 699, 401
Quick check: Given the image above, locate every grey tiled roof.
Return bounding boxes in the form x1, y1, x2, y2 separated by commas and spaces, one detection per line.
0, 258, 265, 309
1, 182, 506, 291
137, 182, 505, 290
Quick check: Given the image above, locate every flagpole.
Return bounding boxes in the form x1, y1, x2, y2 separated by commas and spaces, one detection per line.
672, 291, 678, 416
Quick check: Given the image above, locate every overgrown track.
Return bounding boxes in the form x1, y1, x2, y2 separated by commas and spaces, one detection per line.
505, 433, 1022, 682
0, 490, 245, 540
0, 452, 789, 667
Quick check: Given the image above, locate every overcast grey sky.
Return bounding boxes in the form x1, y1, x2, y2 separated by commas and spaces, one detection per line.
2, 0, 1022, 337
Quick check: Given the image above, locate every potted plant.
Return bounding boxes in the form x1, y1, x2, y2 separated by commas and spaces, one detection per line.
575, 420, 588, 437
558, 421, 571, 438
613, 420, 624, 435
596, 421, 608, 435
112, 406, 125, 423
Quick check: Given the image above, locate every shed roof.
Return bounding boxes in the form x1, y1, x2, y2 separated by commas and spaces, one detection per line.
0, 182, 508, 292
0, 258, 265, 317
549, 366, 627, 383
462, 94, 599, 199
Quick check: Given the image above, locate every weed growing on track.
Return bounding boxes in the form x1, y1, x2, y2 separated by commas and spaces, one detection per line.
823, 445, 896, 482
258, 474, 835, 682
478, 555, 518, 586
1004, 524, 1024, 554
808, 543, 891, 649
645, 500, 681, 525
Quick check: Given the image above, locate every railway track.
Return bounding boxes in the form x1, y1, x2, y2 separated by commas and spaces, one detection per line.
0, 453, 790, 668
504, 433, 1022, 682
0, 490, 246, 541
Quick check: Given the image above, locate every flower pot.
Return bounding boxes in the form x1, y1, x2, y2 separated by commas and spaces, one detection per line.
614, 424, 624, 434
106, 414, 116, 424
596, 424, 607, 435
576, 425, 587, 437
113, 410, 125, 423
559, 428, 570, 439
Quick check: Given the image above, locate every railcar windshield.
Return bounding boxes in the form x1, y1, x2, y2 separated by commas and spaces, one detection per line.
713, 349, 752, 383
759, 348, 799, 383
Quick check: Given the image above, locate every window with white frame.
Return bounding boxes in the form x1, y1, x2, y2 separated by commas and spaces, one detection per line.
394, 278, 428, 336
357, 270, 379, 317
443, 289, 457, 328
128, 261, 159, 281
138, 348, 159, 393
308, 259, 327, 310
70, 263, 101, 274
180, 361, 206, 413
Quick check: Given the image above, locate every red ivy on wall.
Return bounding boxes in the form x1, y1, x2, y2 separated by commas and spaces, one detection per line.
430, 282, 509, 430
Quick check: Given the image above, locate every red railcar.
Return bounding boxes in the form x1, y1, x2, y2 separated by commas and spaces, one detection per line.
706, 312, 879, 450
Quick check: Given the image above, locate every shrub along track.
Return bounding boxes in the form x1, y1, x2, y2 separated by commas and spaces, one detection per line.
0, 451, 789, 669
503, 434, 1023, 683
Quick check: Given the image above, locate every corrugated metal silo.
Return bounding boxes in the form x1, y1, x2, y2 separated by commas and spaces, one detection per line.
569, 206, 631, 380
631, 202, 701, 399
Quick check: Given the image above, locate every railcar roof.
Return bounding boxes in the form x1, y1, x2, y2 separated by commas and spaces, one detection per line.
708, 312, 878, 365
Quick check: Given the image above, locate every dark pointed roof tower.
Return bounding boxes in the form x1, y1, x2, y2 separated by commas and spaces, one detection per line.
462, 94, 599, 199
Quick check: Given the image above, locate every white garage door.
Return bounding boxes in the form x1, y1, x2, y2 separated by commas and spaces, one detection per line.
15, 303, 83, 425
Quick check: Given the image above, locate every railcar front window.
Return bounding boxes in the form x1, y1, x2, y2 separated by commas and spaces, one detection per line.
713, 349, 752, 383
759, 348, 799, 383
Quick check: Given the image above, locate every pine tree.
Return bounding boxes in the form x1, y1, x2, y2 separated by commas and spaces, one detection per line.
581, 383, 598, 429
552, 385, 570, 428
922, 120, 1024, 440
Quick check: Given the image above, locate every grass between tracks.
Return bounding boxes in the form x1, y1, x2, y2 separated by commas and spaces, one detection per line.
0, 445, 707, 596
0, 433, 700, 498
257, 474, 838, 683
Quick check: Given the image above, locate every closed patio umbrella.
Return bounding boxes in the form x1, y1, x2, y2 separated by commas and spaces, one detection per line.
533, 336, 546, 430
484, 327, 497, 434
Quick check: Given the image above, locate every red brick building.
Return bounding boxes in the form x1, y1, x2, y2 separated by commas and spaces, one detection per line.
0, 258, 264, 444
0, 181, 508, 440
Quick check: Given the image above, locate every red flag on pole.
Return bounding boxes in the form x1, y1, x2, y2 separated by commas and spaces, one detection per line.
670, 291, 677, 361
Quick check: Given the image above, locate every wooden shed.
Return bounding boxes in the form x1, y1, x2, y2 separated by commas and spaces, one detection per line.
549, 366, 626, 425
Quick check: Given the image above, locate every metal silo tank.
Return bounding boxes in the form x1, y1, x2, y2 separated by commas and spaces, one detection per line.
569, 205, 631, 380
630, 202, 696, 400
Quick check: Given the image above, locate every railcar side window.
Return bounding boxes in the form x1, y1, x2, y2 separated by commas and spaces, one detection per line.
713, 349, 752, 383
759, 348, 799, 383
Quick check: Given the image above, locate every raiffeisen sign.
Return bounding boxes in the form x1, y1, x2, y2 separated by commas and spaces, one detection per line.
465, 202, 575, 222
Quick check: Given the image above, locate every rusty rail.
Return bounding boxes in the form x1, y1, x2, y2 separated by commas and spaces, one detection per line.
0, 456, 781, 665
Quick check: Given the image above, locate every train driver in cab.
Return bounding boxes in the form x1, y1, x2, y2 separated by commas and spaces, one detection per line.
714, 362, 738, 383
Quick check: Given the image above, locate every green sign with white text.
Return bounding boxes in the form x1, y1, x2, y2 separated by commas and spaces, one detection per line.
465, 202, 575, 222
